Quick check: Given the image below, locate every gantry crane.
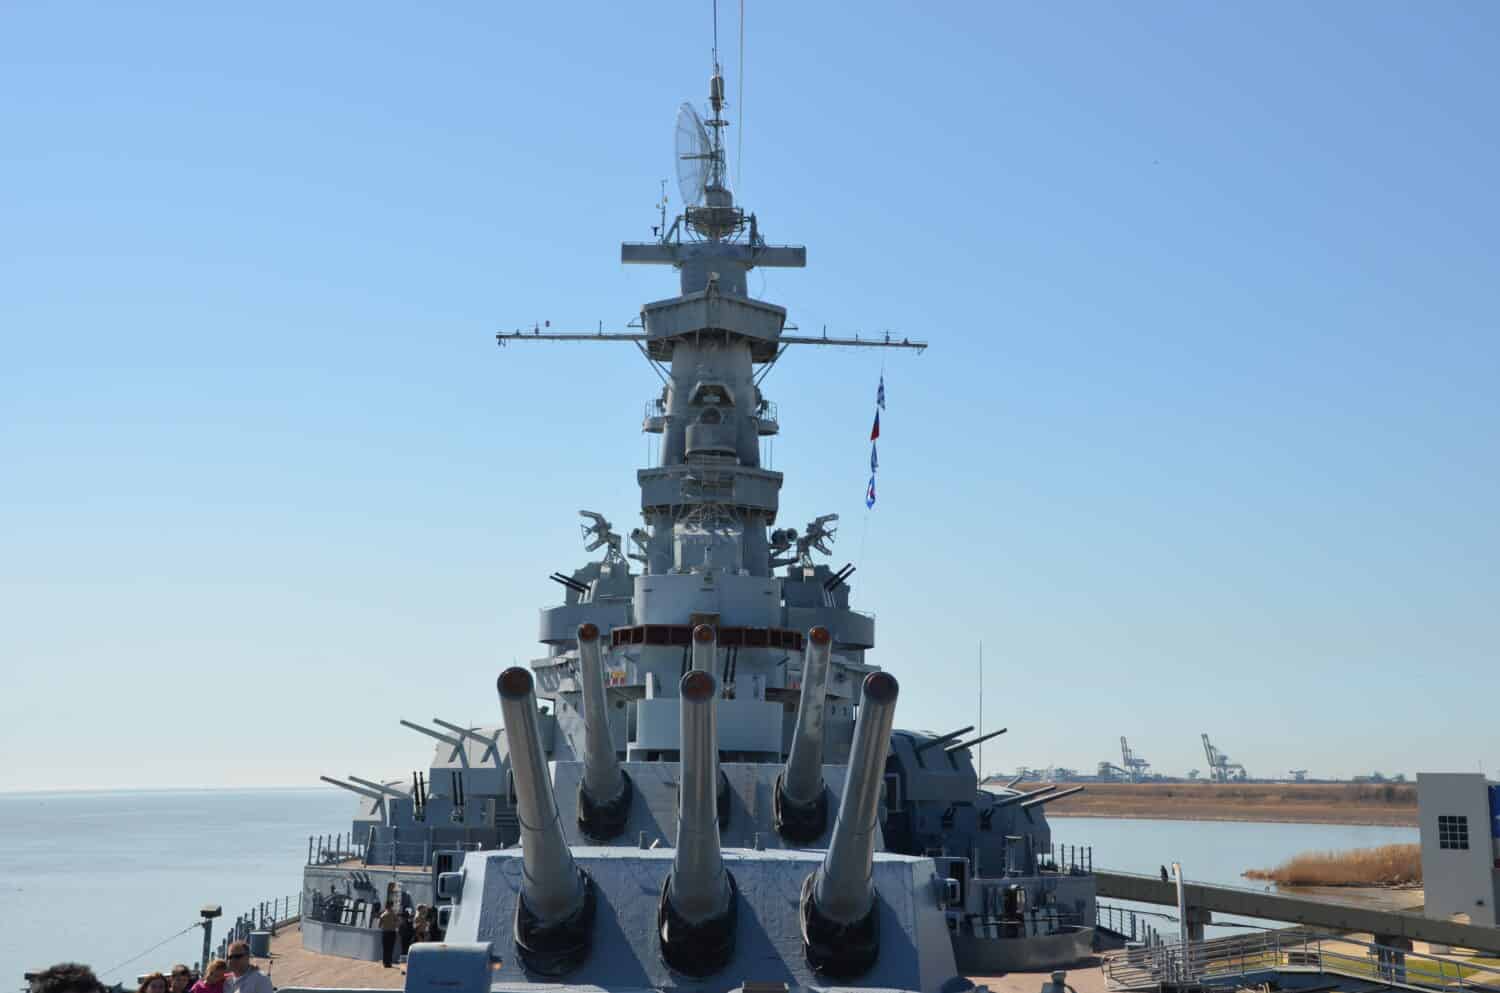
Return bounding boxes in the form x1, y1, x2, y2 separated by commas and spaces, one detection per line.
1201, 732, 1247, 782
1120, 736, 1151, 782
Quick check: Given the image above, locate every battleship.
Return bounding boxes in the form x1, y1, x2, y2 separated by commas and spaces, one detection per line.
283, 31, 1099, 993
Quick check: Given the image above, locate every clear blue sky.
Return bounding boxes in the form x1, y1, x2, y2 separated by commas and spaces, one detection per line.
3, 2, 1496, 792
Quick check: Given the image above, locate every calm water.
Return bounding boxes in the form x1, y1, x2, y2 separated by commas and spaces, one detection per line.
0, 793, 1421, 987
0, 789, 349, 989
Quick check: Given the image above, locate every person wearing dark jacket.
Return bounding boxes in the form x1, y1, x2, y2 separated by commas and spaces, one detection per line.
399, 908, 415, 956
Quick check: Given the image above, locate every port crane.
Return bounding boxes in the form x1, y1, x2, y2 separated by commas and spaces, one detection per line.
1120, 736, 1151, 781
1201, 732, 1247, 782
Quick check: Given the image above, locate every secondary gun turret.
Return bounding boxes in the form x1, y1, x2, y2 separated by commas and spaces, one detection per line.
776, 626, 832, 843
658, 670, 737, 976
801, 671, 900, 979
575, 623, 631, 840
497, 667, 596, 976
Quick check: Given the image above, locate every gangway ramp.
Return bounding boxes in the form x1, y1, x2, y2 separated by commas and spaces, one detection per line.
1096, 868, 1500, 954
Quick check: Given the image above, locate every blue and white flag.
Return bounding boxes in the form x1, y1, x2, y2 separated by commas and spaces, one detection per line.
870, 441, 878, 474
876, 373, 886, 410
865, 474, 877, 509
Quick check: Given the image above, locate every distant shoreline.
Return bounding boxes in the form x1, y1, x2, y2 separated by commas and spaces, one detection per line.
1031, 781, 1418, 828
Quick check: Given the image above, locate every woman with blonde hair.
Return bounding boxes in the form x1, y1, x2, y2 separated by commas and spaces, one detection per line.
188, 960, 227, 993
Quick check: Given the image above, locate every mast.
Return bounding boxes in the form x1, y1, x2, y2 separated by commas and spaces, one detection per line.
496, 65, 923, 587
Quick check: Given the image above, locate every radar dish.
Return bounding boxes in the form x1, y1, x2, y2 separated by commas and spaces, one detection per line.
675, 102, 714, 207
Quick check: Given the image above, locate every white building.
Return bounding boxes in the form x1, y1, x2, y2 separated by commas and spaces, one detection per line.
1417, 773, 1500, 927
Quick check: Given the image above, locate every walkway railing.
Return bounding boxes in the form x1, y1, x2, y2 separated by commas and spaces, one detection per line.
306, 833, 366, 865
1096, 902, 1167, 947
1048, 843, 1093, 875
212, 893, 303, 960
1103, 928, 1500, 992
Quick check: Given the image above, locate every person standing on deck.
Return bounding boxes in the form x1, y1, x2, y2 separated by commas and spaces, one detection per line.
377, 904, 400, 967
224, 942, 272, 993
398, 908, 415, 957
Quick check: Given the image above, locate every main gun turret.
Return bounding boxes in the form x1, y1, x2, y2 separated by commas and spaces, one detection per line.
497, 667, 596, 976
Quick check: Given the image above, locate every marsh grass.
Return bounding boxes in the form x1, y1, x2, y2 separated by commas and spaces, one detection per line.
1243, 843, 1421, 886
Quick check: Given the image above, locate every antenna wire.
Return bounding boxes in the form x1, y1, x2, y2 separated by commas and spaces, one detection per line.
737, 0, 745, 192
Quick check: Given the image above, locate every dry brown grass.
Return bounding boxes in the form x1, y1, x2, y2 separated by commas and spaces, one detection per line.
1243, 843, 1421, 886
1039, 782, 1418, 826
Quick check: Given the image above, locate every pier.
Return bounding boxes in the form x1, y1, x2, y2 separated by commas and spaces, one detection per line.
1096, 868, 1500, 953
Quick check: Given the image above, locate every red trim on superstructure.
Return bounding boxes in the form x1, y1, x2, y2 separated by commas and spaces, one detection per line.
610, 624, 805, 651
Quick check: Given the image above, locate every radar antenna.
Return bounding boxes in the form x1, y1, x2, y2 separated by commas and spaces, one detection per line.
671, 24, 743, 241
675, 102, 716, 209
796, 513, 838, 566
579, 510, 624, 564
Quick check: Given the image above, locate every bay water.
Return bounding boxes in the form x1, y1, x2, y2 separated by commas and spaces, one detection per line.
0, 791, 1420, 987
0, 789, 349, 990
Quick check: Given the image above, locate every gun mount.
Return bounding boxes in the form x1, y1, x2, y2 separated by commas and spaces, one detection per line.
575, 623, 631, 840
497, 667, 595, 976
776, 625, 833, 843
802, 671, 900, 978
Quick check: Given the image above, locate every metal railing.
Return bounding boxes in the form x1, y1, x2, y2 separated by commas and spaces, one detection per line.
361, 841, 436, 867
212, 893, 303, 960
1044, 843, 1093, 875
1103, 927, 1500, 992
1095, 902, 1167, 947
306, 833, 366, 866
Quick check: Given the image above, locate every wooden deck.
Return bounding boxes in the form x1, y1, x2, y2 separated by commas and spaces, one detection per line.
263, 924, 404, 989
261, 921, 1104, 992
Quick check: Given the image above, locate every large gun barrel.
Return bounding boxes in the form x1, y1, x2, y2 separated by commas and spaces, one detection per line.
801, 671, 900, 979
1020, 784, 1085, 809
991, 784, 1060, 809
690, 623, 716, 673
575, 623, 631, 840
496, 667, 594, 976
776, 626, 833, 843
659, 670, 736, 977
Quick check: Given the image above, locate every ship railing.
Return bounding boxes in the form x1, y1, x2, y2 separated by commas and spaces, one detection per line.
211, 893, 303, 959
1042, 842, 1093, 875
306, 833, 367, 866
361, 840, 436, 868
1102, 926, 1500, 992
1096, 902, 1149, 943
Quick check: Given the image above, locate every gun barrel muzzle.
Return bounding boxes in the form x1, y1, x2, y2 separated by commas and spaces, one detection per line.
576, 624, 631, 839
690, 623, 717, 673
801, 671, 898, 978
776, 627, 833, 842
815, 670, 899, 923
659, 669, 737, 976
668, 669, 731, 922
498, 667, 594, 975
